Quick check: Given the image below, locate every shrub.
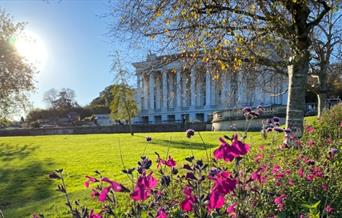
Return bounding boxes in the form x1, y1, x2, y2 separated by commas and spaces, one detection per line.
44, 106, 341, 218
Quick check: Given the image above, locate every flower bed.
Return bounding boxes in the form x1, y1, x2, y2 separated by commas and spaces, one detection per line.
42, 104, 341, 218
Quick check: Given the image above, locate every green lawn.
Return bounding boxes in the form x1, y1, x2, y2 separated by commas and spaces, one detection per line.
0, 118, 315, 217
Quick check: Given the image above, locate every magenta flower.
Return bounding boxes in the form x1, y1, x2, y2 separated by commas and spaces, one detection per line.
226, 202, 238, 218
180, 186, 197, 212
298, 168, 304, 177
156, 208, 168, 218
231, 134, 250, 156
325, 205, 334, 214
84, 176, 98, 188
213, 138, 238, 162
272, 165, 281, 175
251, 165, 268, 184
98, 177, 129, 202
254, 154, 263, 163
89, 209, 102, 218
274, 194, 286, 211
164, 156, 176, 167
322, 184, 328, 191
131, 172, 157, 201
157, 155, 176, 168
208, 171, 237, 211
213, 135, 250, 162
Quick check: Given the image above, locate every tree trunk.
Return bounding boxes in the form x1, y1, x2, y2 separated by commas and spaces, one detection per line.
286, 53, 310, 137
129, 119, 134, 136
317, 91, 328, 117
317, 62, 329, 118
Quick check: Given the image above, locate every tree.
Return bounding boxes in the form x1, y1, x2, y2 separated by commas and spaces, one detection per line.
43, 88, 58, 108
310, 0, 342, 117
43, 88, 79, 111
0, 9, 36, 119
110, 84, 138, 135
89, 84, 115, 108
112, 0, 331, 135
110, 52, 137, 135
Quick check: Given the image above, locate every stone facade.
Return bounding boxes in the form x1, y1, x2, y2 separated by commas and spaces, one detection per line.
133, 54, 288, 124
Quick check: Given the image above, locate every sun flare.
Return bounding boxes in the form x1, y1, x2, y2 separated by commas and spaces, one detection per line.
14, 31, 47, 70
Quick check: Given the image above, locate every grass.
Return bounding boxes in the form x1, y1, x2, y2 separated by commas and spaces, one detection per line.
0, 117, 316, 217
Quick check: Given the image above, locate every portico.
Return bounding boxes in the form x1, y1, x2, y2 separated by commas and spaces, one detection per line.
133, 54, 287, 124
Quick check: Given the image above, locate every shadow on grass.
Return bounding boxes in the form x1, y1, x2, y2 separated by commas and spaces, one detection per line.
133, 136, 217, 150
0, 143, 55, 214
0, 143, 37, 161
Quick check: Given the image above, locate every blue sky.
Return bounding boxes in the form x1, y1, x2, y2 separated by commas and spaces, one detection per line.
1, 0, 147, 110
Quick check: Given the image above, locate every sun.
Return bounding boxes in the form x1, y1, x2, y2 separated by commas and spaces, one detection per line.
14, 31, 47, 70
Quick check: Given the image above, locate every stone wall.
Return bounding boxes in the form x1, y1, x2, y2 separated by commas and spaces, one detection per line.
0, 123, 208, 137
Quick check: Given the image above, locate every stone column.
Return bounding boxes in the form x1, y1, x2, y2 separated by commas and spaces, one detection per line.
143, 73, 149, 111
205, 67, 211, 108
190, 68, 196, 108
190, 68, 197, 121
162, 70, 168, 112
176, 69, 182, 110
221, 72, 228, 108
155, 74, 161, 110
149, 72, 155, 111
136, 73, 142, 111
211, 76, 216, 106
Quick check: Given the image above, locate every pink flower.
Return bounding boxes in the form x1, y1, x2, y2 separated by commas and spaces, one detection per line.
251, 165, 268, 184
157, 155, 176, 168
84, 176, 98, 188
98, 177, 129, 202
227, 202, 238, 218
311, 166, 324, 178
274, 194, 286, 211
306, 139, 315, 147
306, 174, 314, 182
298, 168, 304, 177
305, 126, 315, 133
131, 172, 157, 201
164, 156, 176, 167
288, 179, 294, 186
231, 134, 250, 156
213, 135, 250, 162
180, 186, 197, 212
89, 209, 102, 218
208, 171, 237, 211
322, 184, 329, 191
156, 208, 168, 218
325, 204, 334, 214
254, 154, 263, 163
272, 165, 281, 175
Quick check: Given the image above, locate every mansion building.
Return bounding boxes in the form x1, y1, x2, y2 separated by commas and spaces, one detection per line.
133, 54, 288, 124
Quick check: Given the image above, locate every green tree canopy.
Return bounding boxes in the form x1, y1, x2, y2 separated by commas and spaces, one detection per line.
112, 0, 332, 135
110, 84, 138, 135
0, 9, 36, 119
